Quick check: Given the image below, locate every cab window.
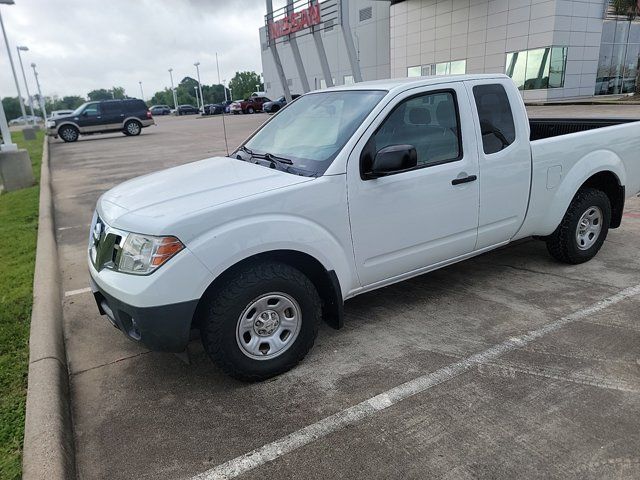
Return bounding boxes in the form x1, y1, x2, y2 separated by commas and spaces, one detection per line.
371, 90, 462, 167
83, 103, 101, 117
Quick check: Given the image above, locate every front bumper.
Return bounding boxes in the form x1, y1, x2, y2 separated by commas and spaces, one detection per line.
46, 126, 57, 137
90, 275, 198, 352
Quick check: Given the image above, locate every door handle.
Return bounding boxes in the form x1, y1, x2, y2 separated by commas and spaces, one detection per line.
451, 174, 477, 185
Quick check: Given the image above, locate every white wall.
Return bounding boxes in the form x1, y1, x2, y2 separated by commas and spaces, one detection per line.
390, 0, 607, 99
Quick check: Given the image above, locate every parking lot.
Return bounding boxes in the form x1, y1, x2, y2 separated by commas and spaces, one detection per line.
50, 109, 640, 480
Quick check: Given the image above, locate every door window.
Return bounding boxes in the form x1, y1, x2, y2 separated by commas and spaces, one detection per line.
472, 84, 516, 154
102, 102, 121, 115
371, 91, 462, 168
83, 103, 101, 117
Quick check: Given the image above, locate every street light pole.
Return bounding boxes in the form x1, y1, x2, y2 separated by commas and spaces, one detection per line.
16, 46, 35, 124
138, 81, 144, 101
168, 68, 178, 112
194, 62, 204, 111
0, 7, 27, 121
30, 63, 47, 120
193, 86, 200, 110
215, 52, 228, 103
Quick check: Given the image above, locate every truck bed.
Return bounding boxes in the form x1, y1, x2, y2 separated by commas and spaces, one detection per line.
529, 118, 640, 141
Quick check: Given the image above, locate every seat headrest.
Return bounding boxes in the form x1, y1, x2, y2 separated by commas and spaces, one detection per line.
408, 107, 431, 125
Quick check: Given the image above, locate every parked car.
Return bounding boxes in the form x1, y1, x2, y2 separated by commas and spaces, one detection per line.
263, 94, 301, 113
88, 74, 640, 380
9, 115, 43, 126
49, 110, 74, 119
150, 105, 171, 115
229, 96, 271, 114
46, 98, 154, 142
202, 103, 224, 115
176, 104, 199, 115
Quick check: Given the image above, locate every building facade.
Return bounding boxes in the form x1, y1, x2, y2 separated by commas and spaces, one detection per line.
260, 0, 640, 100
260, 0, 391, 99
390, 0, 640, 100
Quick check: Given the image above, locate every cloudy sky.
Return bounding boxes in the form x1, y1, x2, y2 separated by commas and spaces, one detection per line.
0, 0, 286, 101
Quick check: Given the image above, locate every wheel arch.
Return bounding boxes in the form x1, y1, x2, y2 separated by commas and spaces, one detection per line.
193, 249, 344, 332
57, 121, 80, 134
580, 171, 625, 228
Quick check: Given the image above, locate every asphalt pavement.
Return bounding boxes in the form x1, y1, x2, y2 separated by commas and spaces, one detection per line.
50, 108, 640, 480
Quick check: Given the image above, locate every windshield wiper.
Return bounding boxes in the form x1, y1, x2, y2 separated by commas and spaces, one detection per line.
264, 152, 293, 165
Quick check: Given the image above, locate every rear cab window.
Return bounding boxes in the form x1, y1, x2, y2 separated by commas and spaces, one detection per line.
472, 84, 516, 154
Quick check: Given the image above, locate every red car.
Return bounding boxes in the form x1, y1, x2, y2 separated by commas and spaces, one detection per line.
229, 96, 271, 114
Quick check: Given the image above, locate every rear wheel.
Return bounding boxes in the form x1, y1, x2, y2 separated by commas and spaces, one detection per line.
200, 261, 321, 381
546, 188, 611, 264
124, 120, 142, 136
58, 125, 79, 142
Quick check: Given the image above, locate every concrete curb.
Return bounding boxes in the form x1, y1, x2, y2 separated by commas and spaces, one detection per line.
22, 137, 76, 479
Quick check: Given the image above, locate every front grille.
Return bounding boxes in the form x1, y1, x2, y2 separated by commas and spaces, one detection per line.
90, 216, 124, 271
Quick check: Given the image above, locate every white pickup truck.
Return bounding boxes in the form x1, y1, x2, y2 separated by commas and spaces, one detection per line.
89, 74, 640, 380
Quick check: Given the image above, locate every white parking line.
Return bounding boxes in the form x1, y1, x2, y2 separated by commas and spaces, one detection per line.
190, 283, 640, 480
64, 287, 92, 297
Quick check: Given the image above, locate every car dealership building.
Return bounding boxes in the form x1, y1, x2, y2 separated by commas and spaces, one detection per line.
261, 0, 640, 101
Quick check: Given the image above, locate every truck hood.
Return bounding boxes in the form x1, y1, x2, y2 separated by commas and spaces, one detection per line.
98, 156, 313, 233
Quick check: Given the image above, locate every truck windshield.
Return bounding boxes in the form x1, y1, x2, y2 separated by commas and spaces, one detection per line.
240, 90, 387, 176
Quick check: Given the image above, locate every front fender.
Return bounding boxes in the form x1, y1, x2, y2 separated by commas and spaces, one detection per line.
187, 213, 357, 298
528, 149, 626, 236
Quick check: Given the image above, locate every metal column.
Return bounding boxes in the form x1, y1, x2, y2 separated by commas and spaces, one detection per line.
340, 0, 363, 82
287, 0, 310, 93
266, 0, 292, 101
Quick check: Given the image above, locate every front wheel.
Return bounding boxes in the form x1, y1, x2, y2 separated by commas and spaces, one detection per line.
247, 107, 255, 114
59, 125, 79, 142
200, 261, 321, 381
546, 188, 611, 264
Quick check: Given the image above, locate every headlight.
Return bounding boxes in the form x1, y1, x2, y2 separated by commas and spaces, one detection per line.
117, 233, 184, 275
46, 120, 55, 128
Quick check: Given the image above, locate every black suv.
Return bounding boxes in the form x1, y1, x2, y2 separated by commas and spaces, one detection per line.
46, 99, 154, 142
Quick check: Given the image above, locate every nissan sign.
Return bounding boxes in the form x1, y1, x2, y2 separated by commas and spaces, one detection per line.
268, 2, 321, 41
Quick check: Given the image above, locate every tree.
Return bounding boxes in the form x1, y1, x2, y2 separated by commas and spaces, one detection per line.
228, 71, 263, 100
149, 88, 174, 107
87, 89, 113, 101
111, 86, 126, 99
2, 97, 24, 120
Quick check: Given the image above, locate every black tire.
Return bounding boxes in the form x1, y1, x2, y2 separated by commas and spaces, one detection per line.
124, 120, 142, 136
58, 125, 79, 143
247, 107, 255, 114
546, 188, 611, 264
200, 261, 321, 381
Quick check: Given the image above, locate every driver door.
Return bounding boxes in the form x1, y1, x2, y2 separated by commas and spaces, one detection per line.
347, 84, 480, 287
76, 102, 103, 132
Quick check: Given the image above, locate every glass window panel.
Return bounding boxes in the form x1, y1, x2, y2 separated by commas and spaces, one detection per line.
524, 48, 551, 90
623, 43, 640, 93
609, 43, 627, 94
450, 60, 466, 74
435, 62, 449, 75
505, 51, 527, 90
407, 66, 422, 77
614, 20, 630, 44
596, 43, 615, 95
343, 75, 354, 85
601, 20, 616, 44
548, 47, 567, 88
421, 65, 433, 76
629, 23, 640, 43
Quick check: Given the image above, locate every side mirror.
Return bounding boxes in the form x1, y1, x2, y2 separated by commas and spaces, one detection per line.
366, 145, 417, 179
81, 111, 88, 117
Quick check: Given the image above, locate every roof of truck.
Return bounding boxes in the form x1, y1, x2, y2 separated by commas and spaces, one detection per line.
317, 74, 510, 94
